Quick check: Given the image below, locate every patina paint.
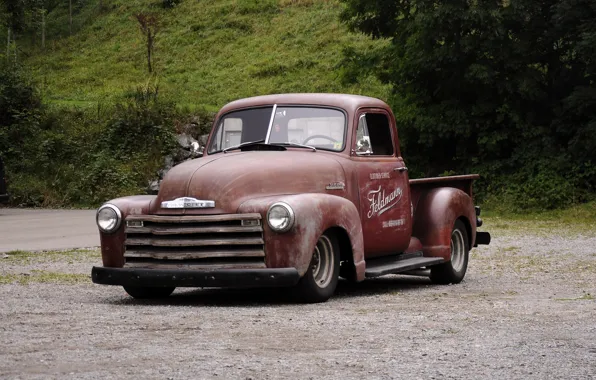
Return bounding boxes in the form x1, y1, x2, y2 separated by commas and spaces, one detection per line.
238, 194, 365, 280
411, 187, 477, 261
99, 195, 156, 267
153, 151, 348, 215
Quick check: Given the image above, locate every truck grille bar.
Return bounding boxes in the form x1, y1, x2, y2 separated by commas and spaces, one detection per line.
123, 213, 265, 269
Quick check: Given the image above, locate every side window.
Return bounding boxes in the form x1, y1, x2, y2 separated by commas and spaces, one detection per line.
354, 113, 394, 156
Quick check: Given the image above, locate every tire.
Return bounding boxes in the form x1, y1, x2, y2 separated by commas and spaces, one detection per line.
430, 219, 469, 284
123, 286, 176, 299
294, 232, 340, 303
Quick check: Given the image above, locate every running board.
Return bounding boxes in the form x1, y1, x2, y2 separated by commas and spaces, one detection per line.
364, 251, 444, 278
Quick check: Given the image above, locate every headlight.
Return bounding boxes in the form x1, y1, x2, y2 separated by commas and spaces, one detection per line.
96, 204, 122, 233
267, 202, 295, 233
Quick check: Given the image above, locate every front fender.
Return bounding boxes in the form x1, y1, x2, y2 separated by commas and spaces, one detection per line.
412, 188, 476, 261
98, 195, 157, 267
238, 194, 365, 280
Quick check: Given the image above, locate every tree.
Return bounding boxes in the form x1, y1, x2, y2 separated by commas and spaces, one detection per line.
134, 12, 159, 73
340, 0, 596, 206
1, 0, 27, 61
40, 6, 45, 48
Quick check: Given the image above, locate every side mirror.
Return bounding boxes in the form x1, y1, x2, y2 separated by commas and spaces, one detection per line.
190, 142, 204, 157
355, 136, 372, 156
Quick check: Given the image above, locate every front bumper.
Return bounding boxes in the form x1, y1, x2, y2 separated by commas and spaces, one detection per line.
91, 266, 301, 288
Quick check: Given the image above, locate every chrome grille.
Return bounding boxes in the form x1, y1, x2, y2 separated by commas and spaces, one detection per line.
123, 213, 265, 269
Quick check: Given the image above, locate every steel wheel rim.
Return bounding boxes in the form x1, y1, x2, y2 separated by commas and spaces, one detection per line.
450, 229, 465, 272
311, 235, 334, 288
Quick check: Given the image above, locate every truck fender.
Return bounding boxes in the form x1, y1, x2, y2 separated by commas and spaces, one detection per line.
412, 188, 476, 261
238, 194, 365, 281
98, 195, 157, 268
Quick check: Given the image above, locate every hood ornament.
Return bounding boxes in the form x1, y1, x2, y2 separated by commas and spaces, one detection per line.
161, 197, 215, 209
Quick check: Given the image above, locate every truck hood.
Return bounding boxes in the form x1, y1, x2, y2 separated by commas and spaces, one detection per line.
152, 151, 347, 215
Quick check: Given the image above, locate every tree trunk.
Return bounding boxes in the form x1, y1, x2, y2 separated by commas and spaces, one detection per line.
69, 0, 73, 35
147, 31, 153, 73
6, 27, 10, 62
41, 10, 46, 50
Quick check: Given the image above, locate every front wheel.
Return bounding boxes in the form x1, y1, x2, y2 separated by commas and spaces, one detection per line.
294, 232, 340, 303
123, 286, 176, 299
430, 219, 469, 284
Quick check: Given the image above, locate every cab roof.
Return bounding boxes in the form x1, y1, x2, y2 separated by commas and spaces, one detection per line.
217, 93, 390, 116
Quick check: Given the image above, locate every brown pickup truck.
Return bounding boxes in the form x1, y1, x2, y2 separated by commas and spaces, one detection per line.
92, 94, 490, 303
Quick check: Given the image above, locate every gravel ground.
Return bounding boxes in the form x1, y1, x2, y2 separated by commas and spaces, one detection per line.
1, 219, 595, 380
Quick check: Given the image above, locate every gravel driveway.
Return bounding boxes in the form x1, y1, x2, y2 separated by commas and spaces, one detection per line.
1, 218, 595, 379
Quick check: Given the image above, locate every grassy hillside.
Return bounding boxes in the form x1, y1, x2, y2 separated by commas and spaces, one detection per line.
25, 0, 389, 110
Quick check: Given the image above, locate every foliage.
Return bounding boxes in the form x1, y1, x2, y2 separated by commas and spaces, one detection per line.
0, 66, 198, 207
340, 0, 596, 209
0, 62, 42, 169
161, 0, 181, 9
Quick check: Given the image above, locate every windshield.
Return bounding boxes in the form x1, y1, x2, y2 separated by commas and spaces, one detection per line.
208, 106, 346, 153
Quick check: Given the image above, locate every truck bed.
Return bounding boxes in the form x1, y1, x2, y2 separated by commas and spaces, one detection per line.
410, 174, 479, 200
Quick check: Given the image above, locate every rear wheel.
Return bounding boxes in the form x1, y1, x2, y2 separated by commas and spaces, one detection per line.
430, 219, 469, 284
123, 286, 176, 299
294, 232, 340, 303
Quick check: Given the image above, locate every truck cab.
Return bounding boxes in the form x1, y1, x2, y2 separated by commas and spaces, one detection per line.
92, 94, 490, 303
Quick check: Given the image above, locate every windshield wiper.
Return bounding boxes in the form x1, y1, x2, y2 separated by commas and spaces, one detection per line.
272, 142, 317, 152
223, 139, 266, 153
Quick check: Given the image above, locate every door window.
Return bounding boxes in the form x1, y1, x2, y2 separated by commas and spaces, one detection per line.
354, 113, 394, 156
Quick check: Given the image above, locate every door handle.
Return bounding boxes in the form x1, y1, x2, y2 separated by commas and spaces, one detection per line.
394, 167, 408, 172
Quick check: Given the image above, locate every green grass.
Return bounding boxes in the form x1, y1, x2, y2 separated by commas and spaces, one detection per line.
0, 271, 90, 285
479, 201, 596, 236
555, 292, 595, 302
0, 249, 98, 284
2, 248, 99, 264
482, 201, 596, 222
23, 0, 390, 109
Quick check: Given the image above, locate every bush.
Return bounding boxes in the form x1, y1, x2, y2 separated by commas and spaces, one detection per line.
1, 76, 206, 207
0, 63, 43, 168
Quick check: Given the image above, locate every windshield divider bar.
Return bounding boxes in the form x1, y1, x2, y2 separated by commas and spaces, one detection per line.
264, 104, 277, 144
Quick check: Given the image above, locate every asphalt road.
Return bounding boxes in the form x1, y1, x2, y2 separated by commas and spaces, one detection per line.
0, 208, 99, 253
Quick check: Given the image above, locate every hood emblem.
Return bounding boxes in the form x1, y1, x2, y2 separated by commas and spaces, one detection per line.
161, 197, 215, 209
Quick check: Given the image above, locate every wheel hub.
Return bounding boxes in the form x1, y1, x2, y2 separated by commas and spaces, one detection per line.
310, 235, 335, 288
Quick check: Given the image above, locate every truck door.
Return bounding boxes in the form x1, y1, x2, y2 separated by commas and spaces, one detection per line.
352, 110, 412, 258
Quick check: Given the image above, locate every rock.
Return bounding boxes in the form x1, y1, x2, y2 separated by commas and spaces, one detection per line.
148, 180, 160, 194
148, 132, 206, 193
164, 156, 174, 170
176, 133, 193, 149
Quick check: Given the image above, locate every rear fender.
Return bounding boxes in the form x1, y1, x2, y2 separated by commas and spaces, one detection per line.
412, 188, 476, 261
238, 194, 365, 280
98, 195, 157, 268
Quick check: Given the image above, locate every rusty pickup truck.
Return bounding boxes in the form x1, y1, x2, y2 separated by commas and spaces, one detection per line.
92, 94, 491, 303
